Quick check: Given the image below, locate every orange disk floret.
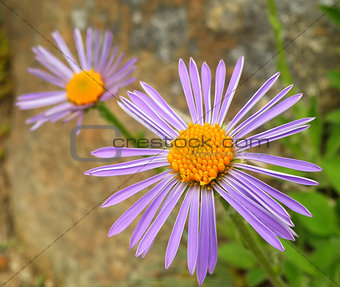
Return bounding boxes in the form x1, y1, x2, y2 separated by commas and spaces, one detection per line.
167, 122, 234, 187
66, 69, 104, 105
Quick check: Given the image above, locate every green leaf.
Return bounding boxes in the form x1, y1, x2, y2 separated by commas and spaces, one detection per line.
325, 127, 340, 158
283, 242, 316, 275
326, 109, 340, 125
322, 158, 340, 195
310, 239, 340, 271
218, 242, 257, 269
289, 192, 338, 236
328, 71, 340, 91
319, 5, 340, 28
246, 268, 266, 287
284, 261, 309, 287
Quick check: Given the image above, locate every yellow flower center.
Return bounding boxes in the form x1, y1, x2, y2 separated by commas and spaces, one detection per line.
167, 122, 234, 187
66, 69, 104, 105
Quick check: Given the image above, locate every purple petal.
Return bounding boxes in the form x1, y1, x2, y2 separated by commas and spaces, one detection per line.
207, 190, 217, 274
231, 84, 293, 137
215, 184, 285, 251
136, 183, 186, 255
234, 163, 319, 186
52, 31, 80, 72
217, 56, 244, 124
234, 94, 302, 140
234, 170, 312, 217
107, 176, 174, 237
27, 68, 66, 88
128, 92, 178, 138
237, 124, 311, 152
92, 147, 169, 158
118, 97, 173, 139
189, 58, 204, 124
236, 152, 322, 172
84, 156, 169, 177
105, 58, 137, 86
103, 45, 118, 74
74, 28, 88, 70
201, 62, 212, 124
106, 53, 125, 76
179, 59, 198, 123
17, 90, 66, 101
165, 190, 192, 269
102, 170, 171, 207
211, 60, 226, 125
98, 30, 113, 72
140, 81, 187, 130
130, 178, 177, 248
188, 186, 200, 275
196, 189, 209, 285
86, 28, 93, 67
229, 170, 292, 225
17, 93, 66, 110
221, 180, 295, 240
226, 72, 280, 133
94, 29, 100, 70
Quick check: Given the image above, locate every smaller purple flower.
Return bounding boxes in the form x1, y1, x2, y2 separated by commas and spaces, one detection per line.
16, 28, 137, 131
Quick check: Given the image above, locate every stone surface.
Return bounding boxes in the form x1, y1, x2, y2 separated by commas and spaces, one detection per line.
1, 0, 339, 286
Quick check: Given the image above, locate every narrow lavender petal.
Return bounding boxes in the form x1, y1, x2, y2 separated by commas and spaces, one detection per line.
229, 170, 292, 224
178, 59, 198, 123
234, 163, 318, 186
105, 58, 137, 86
165, 190, 193, 269
33, 46, 73, 79
94, 29, 100, 70
107, 76, 136, 91
201, 62, 212, 124
74, 28, 88, 70
103, 45, 118, 74
52, 31, 80, 72
86, 28, 93, 67
188, 186, 199, 275
236, 152, 322, 172
92, 147, 169, 158
217, 56, 244, 124
106, 53, 125, 76
211, 59, 226, 125
85, 156, 169, 177
129, 92, 178, 138
225, 72, 280, 133
98, 30, 113, 72
27, 68, 66, 88
63, 111, 80, 123
131, 91, 182, 132
234, 94, 302, 140
189, 58, 204, 124
237, 124, 311, 152
43, 102, 73, 117
231, 85, 293, 137
207, 190, 217, 274
136, 183, 186, 255
16, 93, 66, 109
221, 180, 295, 240
107, 176, 173, 237
130, 179, 178, 248
196, 189, 209, 285
17, 90, 66, 101
247, 118, 314, 141
235, 170, 312, 217
50, 110, 72, 123
215, 184, 285, 251
140, 81, 187, 130
102, 170, 170, 208
118, 97, 173, 139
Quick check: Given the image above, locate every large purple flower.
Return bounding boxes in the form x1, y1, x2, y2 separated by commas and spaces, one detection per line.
86, 57, 321, 285
16, 28, 137, 131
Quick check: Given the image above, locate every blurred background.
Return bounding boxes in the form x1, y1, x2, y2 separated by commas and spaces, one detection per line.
0, 0, 340, 286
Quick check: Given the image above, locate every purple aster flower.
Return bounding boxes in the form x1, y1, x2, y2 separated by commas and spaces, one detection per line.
85, 57, 322, 285
16, 28, 137, 131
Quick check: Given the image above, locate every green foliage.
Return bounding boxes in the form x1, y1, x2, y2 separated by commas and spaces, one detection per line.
319, 5, 340, 28
218, 242, 257, 269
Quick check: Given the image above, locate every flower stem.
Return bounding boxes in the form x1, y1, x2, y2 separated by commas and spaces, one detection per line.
219, 198, 287, 287
96, 101, 135, 141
